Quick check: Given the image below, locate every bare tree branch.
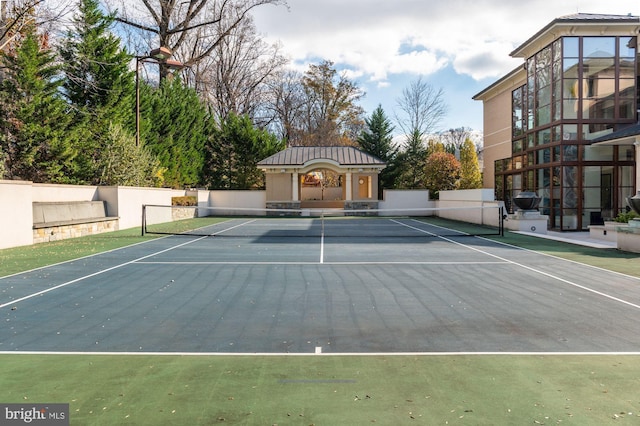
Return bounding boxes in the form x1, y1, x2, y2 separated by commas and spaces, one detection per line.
395, 76, 448, 144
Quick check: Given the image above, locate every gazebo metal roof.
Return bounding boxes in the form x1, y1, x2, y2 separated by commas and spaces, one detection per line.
258, 146, 385, 167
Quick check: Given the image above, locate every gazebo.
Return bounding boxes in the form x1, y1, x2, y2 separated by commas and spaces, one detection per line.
258, 146, 386, 210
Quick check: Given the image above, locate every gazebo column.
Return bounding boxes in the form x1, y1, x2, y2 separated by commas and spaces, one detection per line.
345, 172, 352, 200
292, 171, 299, 201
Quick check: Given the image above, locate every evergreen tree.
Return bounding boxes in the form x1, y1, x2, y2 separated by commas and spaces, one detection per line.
358, 105, 399, 197
458, 138, 483, 189
0, 29, 76, 182
59, 0, 135, 183
205, 112, 284, 189
144, 78, 212, 188
396, 129, 427, 189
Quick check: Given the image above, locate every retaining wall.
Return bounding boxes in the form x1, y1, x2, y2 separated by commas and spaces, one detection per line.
0, 181, 505, 250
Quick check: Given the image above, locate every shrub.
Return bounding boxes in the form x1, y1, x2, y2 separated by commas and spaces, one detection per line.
614, 211, 639, 223
172, 196, 197, 206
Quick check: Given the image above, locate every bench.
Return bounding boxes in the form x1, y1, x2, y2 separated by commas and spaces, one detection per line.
32, 201, 119, 243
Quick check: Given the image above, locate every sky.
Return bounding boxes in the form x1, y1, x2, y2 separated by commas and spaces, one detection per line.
251, 0, 640, 134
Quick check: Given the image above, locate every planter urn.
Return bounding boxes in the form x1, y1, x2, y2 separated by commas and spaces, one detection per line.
513, 191, 541, 211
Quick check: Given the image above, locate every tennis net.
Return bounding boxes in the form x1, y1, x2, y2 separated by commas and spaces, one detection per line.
141, 204, 505, 239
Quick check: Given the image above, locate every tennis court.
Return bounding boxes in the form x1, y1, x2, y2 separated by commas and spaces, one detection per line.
1, 212, 639, 355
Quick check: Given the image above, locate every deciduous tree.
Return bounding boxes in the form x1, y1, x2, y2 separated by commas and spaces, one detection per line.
395, 76, 447, 142
458, 137, 483, 189
424, 151, 460, 199
297, 60, 364, 146
108, 0, 286, 81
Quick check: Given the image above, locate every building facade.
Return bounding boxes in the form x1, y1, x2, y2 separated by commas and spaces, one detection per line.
474, 14, 640, 230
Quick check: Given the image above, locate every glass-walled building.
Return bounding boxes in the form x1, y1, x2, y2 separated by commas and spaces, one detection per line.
475, 14, 640, 230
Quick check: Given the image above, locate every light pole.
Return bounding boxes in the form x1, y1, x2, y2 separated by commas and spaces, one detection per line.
135, 47, 184, 146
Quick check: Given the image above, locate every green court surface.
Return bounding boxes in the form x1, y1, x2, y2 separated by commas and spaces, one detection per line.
1, 225, 640, 424
1, 354, 639, 425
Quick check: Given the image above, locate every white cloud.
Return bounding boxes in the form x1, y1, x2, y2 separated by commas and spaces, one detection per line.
254, 0, 639, 82
252, 0, 640, 130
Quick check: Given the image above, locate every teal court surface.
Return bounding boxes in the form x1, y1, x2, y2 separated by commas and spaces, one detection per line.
1, 216, 640, 354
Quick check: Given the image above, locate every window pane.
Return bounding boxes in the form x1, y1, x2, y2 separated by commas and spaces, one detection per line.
619, 99, 636, 119
536, 68, 550, 89
583, 145, 613, 160
537, 128, 551, 145
619, 59, 635, 78
512, 139, 523, 153
536, 105, 551, 126
619, 146, 635, 161
583, 166, 601, 186
619, 36, 636, 58
563, 37, 579, 57
584, 78, 615, 98
583, 98, 615, 120
513, 155, 523, 169
583, 58, 615, 78
583, 37, 615, 58
562, 100, 578, 119
620, 165, 634, 188
583, 124, 614, 141
537, 148, 551, 163
563, 124, 578, 141
619, 78, 635, 96
563, 145, 578, 161
537, 85, 551, 106
563, 58, 579, 79
563, 79, 579, 98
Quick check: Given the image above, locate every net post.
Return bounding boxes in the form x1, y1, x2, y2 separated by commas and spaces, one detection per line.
141, 204, 146, 236
499, 205, 504, 237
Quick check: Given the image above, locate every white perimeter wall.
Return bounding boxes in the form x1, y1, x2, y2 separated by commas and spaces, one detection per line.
0, 181, 499, 249
437, 189, 504, 227
0, 180, 34, 249
378, 190, 434, 215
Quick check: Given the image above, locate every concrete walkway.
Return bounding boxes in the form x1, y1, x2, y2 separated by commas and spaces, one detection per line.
514, 230, 617, 249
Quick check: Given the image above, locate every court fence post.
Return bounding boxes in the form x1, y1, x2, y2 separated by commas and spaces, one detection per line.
141, 204, 146, 236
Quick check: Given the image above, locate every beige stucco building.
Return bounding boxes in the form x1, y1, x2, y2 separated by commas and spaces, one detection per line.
474, 13, 640, 230
258, 146, 386, 209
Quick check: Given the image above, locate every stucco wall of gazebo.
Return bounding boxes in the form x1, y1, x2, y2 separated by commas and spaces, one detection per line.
258, 147, 386, 210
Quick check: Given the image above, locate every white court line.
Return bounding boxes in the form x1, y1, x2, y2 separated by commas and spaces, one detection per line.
134, 261, 507, 265
394, 219, 640, 311
2, 351, 640, 356
0, 236, 211, 309
0, 237, 164, 281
